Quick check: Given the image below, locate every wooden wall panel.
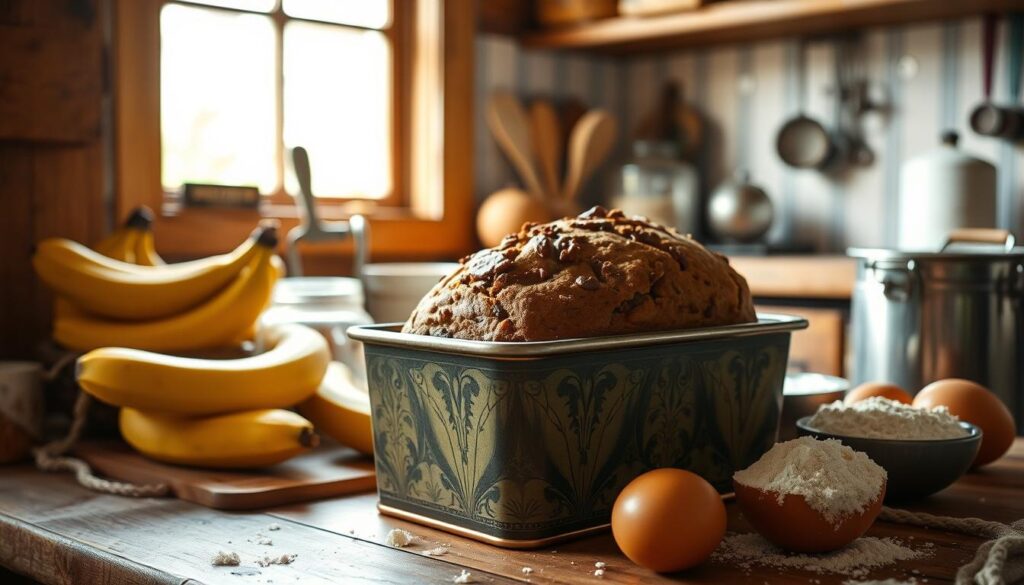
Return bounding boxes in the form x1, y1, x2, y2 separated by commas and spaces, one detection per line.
750, 41, 788, 245
0, 0, 107, 359
0, 0, 102, 143
0, 147, 39, 360
475, 16, 1024, 249
0, 143, 106, 360
477, 0, 530, 35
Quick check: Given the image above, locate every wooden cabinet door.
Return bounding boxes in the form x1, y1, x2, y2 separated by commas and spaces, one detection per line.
758, 305, 846, 376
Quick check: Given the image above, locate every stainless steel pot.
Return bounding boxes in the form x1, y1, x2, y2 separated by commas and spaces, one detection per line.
849, 230, 1024, 425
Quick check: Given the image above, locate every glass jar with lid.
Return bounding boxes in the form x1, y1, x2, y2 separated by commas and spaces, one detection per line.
612, 140, 699, 234
260, 277, 373, 383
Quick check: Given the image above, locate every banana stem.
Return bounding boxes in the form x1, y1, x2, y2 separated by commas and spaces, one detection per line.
299, 427, 320, 449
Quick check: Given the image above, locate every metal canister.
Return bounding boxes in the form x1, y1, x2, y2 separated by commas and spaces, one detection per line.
849, 230, 1024, 425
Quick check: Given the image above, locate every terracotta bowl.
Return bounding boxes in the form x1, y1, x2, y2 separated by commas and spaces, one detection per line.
733, 480, 885, 553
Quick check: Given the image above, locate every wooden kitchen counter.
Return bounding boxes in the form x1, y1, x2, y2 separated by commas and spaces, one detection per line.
1, 440, 1022, 585
729, 255, 858, 300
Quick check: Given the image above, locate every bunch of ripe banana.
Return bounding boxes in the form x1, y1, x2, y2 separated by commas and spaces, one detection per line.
33, 208, 374, 468
34, 210, 281, 353
78, 321, 332, 468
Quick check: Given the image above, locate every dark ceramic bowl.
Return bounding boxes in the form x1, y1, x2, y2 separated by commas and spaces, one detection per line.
796, 416, 982, 501
779, 373, 848, 440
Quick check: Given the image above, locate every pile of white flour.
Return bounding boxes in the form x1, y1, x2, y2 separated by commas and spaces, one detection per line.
807, 397, 967, 440
733, 437, 886, 527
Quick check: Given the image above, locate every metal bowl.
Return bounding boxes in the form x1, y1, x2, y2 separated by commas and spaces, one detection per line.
779, 374, 848, 440
796, 417, 982, 501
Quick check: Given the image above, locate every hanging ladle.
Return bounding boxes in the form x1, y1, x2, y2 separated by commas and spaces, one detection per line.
970, 13, 1024, 140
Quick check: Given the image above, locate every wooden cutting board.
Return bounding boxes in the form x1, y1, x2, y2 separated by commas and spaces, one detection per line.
74, 440, 376, 510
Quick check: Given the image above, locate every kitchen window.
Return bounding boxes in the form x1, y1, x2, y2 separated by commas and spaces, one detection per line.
114, 0, 474, 260
160, 0, 394, 201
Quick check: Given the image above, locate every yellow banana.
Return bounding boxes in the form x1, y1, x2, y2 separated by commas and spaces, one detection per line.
76, 322, 329, 414
270, 254, 286, 279
34, 226, 274, 321
54, 208, 154, 319
92, 205, 163, 266
92, 229, 139, 264
229, 253, 285, 344
92, 206, 154, 262
133, 229, 165, 266
120, 407, 318, 468
298, 361, 374, 456
55, 246, 276, 352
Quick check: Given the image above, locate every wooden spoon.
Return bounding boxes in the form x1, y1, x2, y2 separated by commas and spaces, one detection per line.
560, 98, 588, 155
529, 99, 562, 201
486, 91, 546, 200
562, 109, 618, 202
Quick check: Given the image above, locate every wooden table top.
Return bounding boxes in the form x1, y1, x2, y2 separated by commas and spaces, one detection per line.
1, 439, 1022, 585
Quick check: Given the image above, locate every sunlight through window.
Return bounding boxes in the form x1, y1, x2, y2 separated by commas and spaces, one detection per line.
160, 0, 393, 199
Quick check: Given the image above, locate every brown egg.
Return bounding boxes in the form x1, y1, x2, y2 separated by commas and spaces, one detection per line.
733, 481, 885, 553
475, 188, 551, 248
845, 382, 913, 405
611, 469, 726, 573
913, 379, 1016, 467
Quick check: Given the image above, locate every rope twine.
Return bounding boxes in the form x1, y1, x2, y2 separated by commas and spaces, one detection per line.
881, 506, 1024, 585
32, 388, 169, 498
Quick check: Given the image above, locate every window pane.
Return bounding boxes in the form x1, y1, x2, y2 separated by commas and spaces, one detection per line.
283, 22, 391, 198
283, 0, 390, 29
161, 4, 277, 192
174, 0, 277, 12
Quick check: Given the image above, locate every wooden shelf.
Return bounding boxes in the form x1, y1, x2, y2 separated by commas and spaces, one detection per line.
521, 0, 1024, 53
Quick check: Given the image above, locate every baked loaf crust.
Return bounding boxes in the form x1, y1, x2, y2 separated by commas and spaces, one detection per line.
402, 206, 756, 341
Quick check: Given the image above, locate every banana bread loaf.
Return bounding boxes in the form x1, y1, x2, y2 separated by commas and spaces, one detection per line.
402, 206, 756, 341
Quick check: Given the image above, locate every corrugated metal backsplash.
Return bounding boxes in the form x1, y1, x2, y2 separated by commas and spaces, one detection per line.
474, 17, 1024, 252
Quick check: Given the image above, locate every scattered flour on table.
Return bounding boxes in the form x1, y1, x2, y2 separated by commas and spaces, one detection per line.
732, 437, 886, 527
385, 528, 416, 547
807, 397, 967, 440
257, 536, 273, 546
267, 523, 281, 531
712, 533, 925, 579
453, 569, 473, 583
257, 553, 297, 567
211, 551, 241, 566
843, 579, 918, 585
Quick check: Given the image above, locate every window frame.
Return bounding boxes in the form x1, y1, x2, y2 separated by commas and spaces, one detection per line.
113, 0, 474, 261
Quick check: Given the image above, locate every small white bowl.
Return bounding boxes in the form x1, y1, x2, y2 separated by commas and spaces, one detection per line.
361, 262, 459, 323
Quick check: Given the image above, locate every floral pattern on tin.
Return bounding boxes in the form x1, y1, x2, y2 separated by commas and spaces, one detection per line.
366, 335, 787, 539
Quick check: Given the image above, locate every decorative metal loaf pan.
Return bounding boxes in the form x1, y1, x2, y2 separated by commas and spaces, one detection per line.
348, 314, 807, 548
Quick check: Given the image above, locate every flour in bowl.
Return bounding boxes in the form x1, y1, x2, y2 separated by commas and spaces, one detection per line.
807, 397, 968, 440
733, 437, 886, 527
